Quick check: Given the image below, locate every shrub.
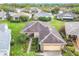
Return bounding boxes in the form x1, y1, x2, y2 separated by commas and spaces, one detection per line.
71, 7, 79, 14
10, 19, 20, 23
51, 7, 60, 14
17, 34, 29, 44
8, 16, 20, 23
67, 46, 75, 52
19, 16, 29, 22
38, 17, 51, 22
74, 51, 79, 56
11, 39, 15, 46
7, 16, 13, 21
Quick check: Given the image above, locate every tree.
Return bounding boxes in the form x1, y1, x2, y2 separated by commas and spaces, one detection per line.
19, 16, 29, 22
51, 7, 60, 14
17, 34, 29, 44
71, 7, 79, 14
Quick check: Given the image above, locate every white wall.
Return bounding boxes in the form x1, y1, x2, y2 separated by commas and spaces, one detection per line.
0, 28, 11, 56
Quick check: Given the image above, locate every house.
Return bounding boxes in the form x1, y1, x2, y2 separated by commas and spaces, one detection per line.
29, 7, 42, 14
65, 22, 79, 49
21, 21, 66, 56
0, 11, 7, 20
34, 12, 52, 20
15, 8, 26, 13
56, 11, 75, 20
9, 12, 32, 20
0, 24, 11, 56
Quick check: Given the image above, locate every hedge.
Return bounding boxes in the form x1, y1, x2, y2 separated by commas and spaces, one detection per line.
19, 16, 29, 22
38, 17, 51, 22
7, 16, 29, 23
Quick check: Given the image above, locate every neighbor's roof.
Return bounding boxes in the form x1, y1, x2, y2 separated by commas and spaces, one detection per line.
65, 22, 79, 35
57, 12, 75, 17
30, 7, 41, 11
9, 12, 31, 17
0, 11, 6, 17
35, 12, 52, 17
16, 8, 26, 12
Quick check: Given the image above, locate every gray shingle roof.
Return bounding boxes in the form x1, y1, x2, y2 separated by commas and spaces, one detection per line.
22, 21, 47, 33
35, 12, 52, 17
40, 33, 64, 43
39, 27, 50, 41
22, 22, 66, 44
39, 27, 66, 44
65, 22, 79, 35
57, 12, 75, 17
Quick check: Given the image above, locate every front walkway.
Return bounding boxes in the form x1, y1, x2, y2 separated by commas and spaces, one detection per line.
27, 38, 33, 53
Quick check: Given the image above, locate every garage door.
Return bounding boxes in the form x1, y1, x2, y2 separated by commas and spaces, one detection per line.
43, 45, 61, 51
43, 51, 62, 56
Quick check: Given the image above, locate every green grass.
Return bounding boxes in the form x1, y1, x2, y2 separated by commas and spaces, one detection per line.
50, 18, 65, 30
0, 20, 36, 56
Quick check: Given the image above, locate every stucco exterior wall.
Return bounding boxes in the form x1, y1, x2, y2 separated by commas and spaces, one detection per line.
43, 45, 61, 51
34, 32, 39, 38
41, 43, 64, 51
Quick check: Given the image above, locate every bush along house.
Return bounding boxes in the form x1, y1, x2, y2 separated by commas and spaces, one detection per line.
65, 22, 79, 50
21, 21, 66, 56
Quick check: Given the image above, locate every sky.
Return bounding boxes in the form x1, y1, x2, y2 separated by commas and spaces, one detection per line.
0, 0, 79, 3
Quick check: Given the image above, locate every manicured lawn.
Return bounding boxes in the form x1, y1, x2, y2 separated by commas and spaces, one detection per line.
50, 18, 65, 30
0, 20, 36, 56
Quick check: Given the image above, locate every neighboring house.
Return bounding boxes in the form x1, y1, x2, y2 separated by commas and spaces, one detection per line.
0, 24, 11, 56
9, 12, 32, 20
56, 11, 75, 20
29, 7, 42, 14
65, 22, 79, 49
21, 21, 66, 56
15, 8, 26, 13
34, 12, 52, 20
0, 11, 7, 20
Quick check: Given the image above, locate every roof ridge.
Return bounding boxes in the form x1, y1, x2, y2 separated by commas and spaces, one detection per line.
50, 32, 66, 44
21, 21, 47, 33
23, 21, 37, 31
39, 30, 66, 44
